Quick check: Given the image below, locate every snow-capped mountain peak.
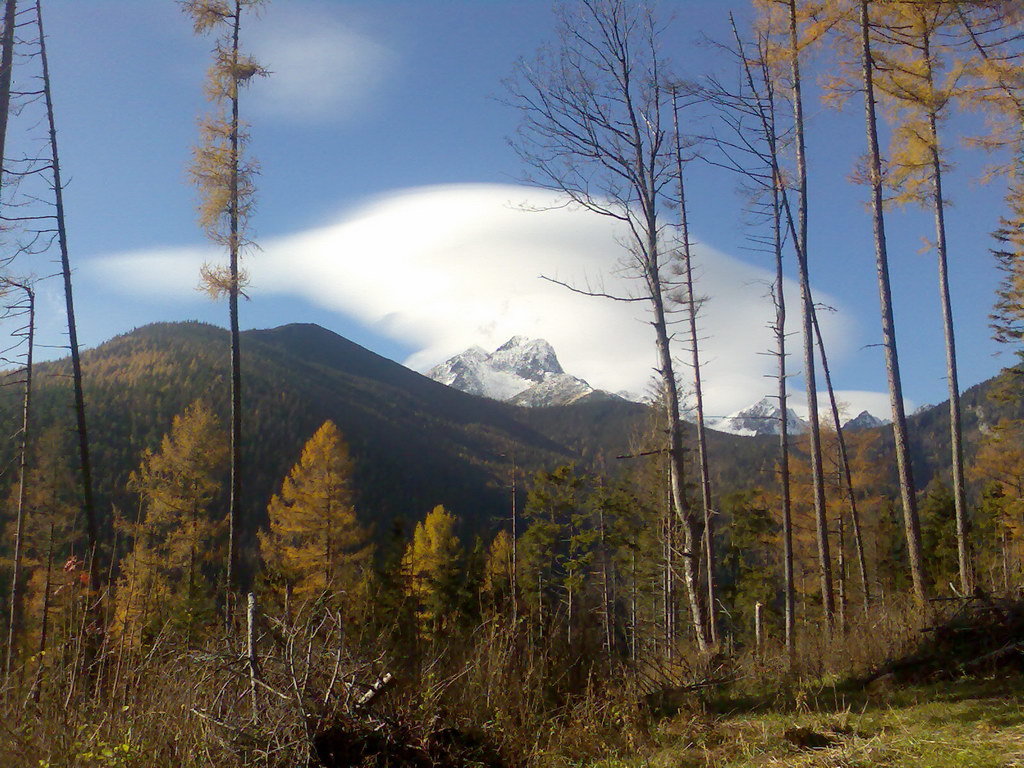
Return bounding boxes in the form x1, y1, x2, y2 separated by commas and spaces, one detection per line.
427, 337, 594, 407
708, 397, 808, 437
489, 336, 564, 379
842, 410, 888, 431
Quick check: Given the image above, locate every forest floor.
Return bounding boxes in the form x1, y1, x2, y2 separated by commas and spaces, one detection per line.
581, 675, 1024, 768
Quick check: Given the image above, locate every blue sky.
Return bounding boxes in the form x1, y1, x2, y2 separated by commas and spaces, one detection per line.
5, 0, 1015, 419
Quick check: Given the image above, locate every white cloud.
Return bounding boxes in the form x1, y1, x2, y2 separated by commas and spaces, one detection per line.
246, 7, 393, 124
87, 183, 877, 417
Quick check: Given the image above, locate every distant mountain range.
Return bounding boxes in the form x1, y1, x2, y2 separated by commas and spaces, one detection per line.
0, 322, 1017, 553
431, 339, 889, 438
707, 399, 889, 437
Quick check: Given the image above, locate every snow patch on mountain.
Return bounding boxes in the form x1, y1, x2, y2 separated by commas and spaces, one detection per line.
427, 336, 599, 407
707, 398, 888, 437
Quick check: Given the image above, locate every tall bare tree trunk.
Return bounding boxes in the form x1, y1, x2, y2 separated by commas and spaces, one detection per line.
772, 179, 796, 655
30, 521, 54, 704
672, 88, 717, 646
5, 283, 33, 684
920, 29, 971, 594
511, 458, 518, 625
837, 503, 847, 633
788, 0, 834, 626
38, 0, 100, 601
858, 0, 928, 604
0, 0, 17, 187
652, 266, 710, 652
226, 0, 243, 618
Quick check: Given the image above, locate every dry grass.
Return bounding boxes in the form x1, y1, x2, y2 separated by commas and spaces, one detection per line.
1, 598, 1019, 767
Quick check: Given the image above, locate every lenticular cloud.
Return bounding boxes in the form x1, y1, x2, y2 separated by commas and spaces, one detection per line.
88, 183, 864, 416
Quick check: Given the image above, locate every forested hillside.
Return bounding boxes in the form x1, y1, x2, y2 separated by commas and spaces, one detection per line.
0, 321, 575, 543
2, 318, 1018, 566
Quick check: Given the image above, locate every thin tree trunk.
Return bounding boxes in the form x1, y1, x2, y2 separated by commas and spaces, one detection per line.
247, 592, 258, 719
652, 274, 709, 652
30, 522, 54, 704
837, 499, 847, 633
773, 180, 796, 655
671, 89, 717, 646
630, 549, 637, 663
5, 284, 33, 684
225, 0, 244, 621
920, 28, 970, 593
511, 458, 518, 625
726, 13, 795, 651
661, 477, 670, 656
811, 312, 871, 613
788, 0, 834, 626
38, 0, 99, 597
859, 0, 928, 604
598, 502, 613, 664
0, 0, 17, 194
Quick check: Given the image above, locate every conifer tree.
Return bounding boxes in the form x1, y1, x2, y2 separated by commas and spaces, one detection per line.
403, 505, 462, 637
182, 0, 267, 610
518, 465, 586, 641
113, 401, 227, 647
482, 529, 514, 612
958, 4, 1024, 375
259, 421, 372, 609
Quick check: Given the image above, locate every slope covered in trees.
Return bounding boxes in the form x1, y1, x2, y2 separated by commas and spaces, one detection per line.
0, 319, 1016, 557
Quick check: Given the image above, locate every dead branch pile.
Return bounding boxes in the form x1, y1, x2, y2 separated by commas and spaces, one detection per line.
862, 593, 1024, 685
312, 717, 506, 768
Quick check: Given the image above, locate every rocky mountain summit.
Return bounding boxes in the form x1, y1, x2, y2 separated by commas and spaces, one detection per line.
843, 410, 889, 431
427, 336, 597, 407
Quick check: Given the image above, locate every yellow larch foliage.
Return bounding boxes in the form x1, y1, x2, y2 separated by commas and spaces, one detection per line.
402, 505, 462, 635
182, 0, 267, 293
112, 400, 228, 647
970, 417, 1024, 580
866, 3, 965, 208
259, 421, 372, 609
971, 417, 1024, 500
483, 528, 514, 604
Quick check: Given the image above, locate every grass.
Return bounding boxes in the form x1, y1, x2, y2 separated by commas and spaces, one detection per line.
572, 676, 1024, 768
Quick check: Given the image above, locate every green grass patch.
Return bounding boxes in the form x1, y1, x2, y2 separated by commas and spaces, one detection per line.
578, 676, 1024, 768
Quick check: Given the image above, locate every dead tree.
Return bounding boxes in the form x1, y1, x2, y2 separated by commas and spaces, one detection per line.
701, 20, 799, 652
37, 0, 99, 590
670, 86, 718, 645
2, 278, 33, 684
507, 0, 711, 651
